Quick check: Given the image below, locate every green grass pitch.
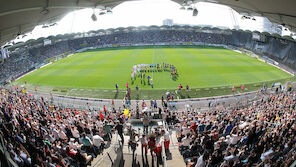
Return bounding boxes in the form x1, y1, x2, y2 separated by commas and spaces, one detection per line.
17, 45, 292, 94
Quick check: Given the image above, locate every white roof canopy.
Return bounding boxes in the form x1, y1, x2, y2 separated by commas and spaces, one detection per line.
0, 0, 295, 45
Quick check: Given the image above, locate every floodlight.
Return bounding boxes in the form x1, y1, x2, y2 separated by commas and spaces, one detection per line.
91, 13, 97, 21
187, 7, 193, 11
99, 12, 106, 15
107, 10, 112, 14
180, 6, 186, 10
193, 9, 198, 16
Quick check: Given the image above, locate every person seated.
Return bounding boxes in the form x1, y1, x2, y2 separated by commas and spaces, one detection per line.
93, 134, 105, 154
75, 149, 92, 166
81, 133, 95, 155
69, 138, 82, 150
180, 133, 192, 153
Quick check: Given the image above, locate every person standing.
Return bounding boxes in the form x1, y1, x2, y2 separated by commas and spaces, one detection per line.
103, 105, 107, 116
128, 130, 138, 159
139, 134, 148, 156
178, 84, 182, 90
153, 100, 157, 109
136, 85, 139, 91
148, 134, 157, 157
115, 83, 118, 92
162, 130, 170, 152
186, 85, 189, 91
126, 82, 129, 89
143, 114, 150, 134
114, 121, 124, 145
147, 75, 151, 85
150, 79, 153, 88
142, 100, 147, 110
143, 74, 146, 85
241, 84, 245, 91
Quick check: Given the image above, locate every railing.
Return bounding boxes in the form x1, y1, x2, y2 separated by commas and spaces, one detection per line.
0, 131, 19, 167
161, 120, 168, 167
31, 91, 110, 111
91, 134, 123, 167
161, 141, 167, 167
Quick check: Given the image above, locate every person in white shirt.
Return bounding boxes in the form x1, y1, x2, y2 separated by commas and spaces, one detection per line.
93, 135, 105, 153
69, 138, 82, 150
260, 148, 274, 161
182, 126, 190, 136
195, 152, 209, 167
52, 127, 59, 140
230, 133, 240, 145
71, 126, 80, 140
139, 134, 148, 155
180, 133, 192, 152
161, 130, 170, 151
58, 127, 68, 141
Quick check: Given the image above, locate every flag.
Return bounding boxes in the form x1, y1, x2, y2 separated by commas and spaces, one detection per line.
1, 89, 5, 95
21, 89, 26, 94
100, 112, 104, 121
257, 112, 260, 120
123, 109, 129, 115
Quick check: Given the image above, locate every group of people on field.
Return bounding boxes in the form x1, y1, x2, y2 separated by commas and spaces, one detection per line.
130, 63, 178, 88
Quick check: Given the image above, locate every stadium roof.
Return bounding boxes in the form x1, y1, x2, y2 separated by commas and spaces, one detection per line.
0, 0, 295, 45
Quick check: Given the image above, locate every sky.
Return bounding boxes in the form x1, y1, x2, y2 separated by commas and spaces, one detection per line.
14, 0, 291, 43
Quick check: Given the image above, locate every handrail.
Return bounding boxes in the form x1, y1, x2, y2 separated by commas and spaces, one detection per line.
91, 133, 120, 167
107, 152, 114, 166
161, 141, 167, 167
161, 120, 168, 167
0, 131, 19, 167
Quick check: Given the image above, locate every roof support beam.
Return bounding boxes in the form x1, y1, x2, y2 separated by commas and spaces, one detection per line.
0, 6, 86, 17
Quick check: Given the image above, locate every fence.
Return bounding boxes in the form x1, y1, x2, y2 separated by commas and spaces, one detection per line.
31, 91, 110, 111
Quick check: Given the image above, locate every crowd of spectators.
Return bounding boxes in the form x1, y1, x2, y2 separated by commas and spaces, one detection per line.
0, 84, 295, 167
165, 91, 296, 167
0, 28, 296, 167
0, 87, 126, 167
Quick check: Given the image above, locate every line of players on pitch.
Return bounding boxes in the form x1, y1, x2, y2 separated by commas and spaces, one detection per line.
130, 63, 178, 87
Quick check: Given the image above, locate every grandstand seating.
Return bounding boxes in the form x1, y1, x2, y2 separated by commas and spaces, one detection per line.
1, 26, 296, 84
0, 26, 296, 167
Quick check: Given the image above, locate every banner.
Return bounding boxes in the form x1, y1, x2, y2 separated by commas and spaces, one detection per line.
1, 48, 9, 59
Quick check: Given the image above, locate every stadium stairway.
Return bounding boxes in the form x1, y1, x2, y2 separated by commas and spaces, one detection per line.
121, 135, 156, 167
120, 130, 186, 167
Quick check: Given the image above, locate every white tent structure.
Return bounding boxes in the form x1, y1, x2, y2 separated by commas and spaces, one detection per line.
0, 0, 295, 45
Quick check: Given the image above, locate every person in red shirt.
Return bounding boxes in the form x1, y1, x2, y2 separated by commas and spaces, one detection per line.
190, 122, 197, 133
142, 100, 146, 110
178, 84, 182, 90
241, 84, 245, 91
148, 134, 157, 157
103, 105, 107, 116
65, 147, 76, 158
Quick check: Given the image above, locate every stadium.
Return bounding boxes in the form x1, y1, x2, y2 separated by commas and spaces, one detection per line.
0, 0, 295, 167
